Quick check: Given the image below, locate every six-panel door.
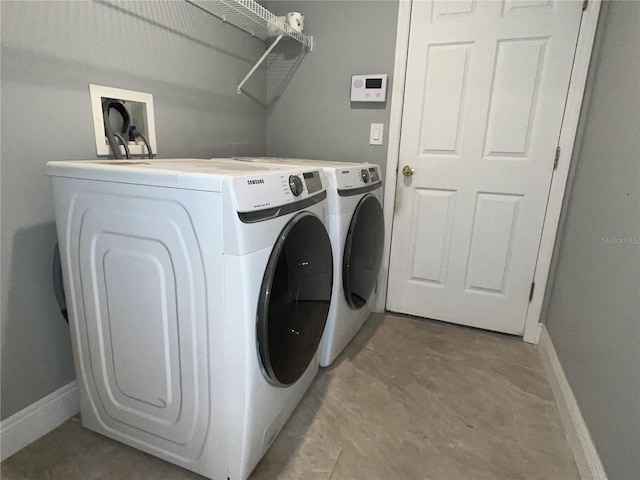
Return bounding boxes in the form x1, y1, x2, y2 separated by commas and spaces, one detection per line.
387, 0, 583, 334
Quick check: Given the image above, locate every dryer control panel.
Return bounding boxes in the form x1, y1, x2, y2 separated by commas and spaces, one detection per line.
232, 170, 325, 212
335, 165, 382, 191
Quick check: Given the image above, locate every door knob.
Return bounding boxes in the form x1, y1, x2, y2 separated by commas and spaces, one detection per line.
402, 165, 414, 177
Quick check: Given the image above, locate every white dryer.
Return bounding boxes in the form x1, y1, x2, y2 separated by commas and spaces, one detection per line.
230, 158, 384, 367
47, 158, 333, 480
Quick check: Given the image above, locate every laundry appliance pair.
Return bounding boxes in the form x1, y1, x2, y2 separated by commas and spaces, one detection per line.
229, 157, 385, 367
47, 156, 384, 480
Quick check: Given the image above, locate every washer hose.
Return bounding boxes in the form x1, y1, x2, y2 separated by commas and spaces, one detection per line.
102, 98, 130, 159
132, 130, 153, 159
113, 132, 131, 159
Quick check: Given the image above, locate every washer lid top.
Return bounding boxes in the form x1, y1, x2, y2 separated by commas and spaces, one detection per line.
46, 158, 302, 193
232, 157, 366, 169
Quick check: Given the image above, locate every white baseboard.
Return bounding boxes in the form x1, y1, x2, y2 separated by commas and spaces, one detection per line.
538, 326, 607, 480
0, 380, 80, 462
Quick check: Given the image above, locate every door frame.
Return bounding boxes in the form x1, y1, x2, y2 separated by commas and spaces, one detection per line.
375, 0, 602, 344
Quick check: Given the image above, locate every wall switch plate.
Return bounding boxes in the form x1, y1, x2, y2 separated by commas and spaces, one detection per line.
89, 84, 157, 156
370, 123, 384, 145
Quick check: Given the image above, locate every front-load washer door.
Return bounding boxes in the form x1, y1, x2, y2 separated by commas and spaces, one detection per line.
258, 212, 333, 386
343, 195, 384, 309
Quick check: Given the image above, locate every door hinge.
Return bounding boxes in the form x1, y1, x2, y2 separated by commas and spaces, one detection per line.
529, 282, 536, 302
583, 0, 588, 11
553, 146, 561, 170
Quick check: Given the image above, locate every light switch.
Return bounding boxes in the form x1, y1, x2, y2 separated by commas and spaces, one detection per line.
370, 123, 384, 145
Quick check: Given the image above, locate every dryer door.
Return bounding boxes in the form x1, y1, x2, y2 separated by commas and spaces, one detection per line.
343, 195, 385, 309
257, 212, 333, 386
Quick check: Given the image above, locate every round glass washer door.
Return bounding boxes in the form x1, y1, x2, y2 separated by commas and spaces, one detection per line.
343, 194, 384, 309
257, 212, 333, 386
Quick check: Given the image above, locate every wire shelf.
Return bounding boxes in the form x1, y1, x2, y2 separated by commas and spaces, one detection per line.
186, 0, 313, 50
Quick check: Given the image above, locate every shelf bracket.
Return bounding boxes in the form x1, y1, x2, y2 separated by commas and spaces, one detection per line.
237, 34, 284, 95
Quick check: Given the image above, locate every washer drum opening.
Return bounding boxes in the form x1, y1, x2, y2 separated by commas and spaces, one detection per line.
257, 212, 333, 386
343, 195, 384, 309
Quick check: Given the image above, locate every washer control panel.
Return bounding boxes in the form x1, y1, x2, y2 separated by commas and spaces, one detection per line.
302, 170, 323, 193
289, 175, 304, 196
335, 164, 382, 191
233, 169, 325, 212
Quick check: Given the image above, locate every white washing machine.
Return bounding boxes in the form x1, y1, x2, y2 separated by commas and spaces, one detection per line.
47, 158, 333, 480
230, 158, 384, 367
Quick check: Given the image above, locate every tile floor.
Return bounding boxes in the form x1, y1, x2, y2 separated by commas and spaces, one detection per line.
1, 313, 579, 480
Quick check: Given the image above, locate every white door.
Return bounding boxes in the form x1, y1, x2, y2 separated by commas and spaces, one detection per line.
387, 0, 583, 334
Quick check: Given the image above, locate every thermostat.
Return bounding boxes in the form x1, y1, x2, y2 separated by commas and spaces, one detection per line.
351, 74, 388, 102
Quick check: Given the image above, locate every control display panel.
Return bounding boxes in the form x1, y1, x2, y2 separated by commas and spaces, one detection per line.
303, 171, 322, 194
335, 164, 382, 191
351, 74, 388, 102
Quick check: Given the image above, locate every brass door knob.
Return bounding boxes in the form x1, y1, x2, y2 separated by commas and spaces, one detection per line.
402, 165, 414, 177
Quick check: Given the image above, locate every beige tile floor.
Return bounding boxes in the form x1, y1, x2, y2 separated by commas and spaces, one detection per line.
1, 313, 579, 480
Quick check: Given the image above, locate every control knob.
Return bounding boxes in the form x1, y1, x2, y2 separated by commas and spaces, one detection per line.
361, 169, 370, 183
289, 175, 304, 196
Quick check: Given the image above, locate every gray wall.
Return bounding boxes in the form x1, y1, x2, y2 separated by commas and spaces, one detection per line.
1, 0, 267, 420
265, 0, 399, 179
543, 2, 640, 478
